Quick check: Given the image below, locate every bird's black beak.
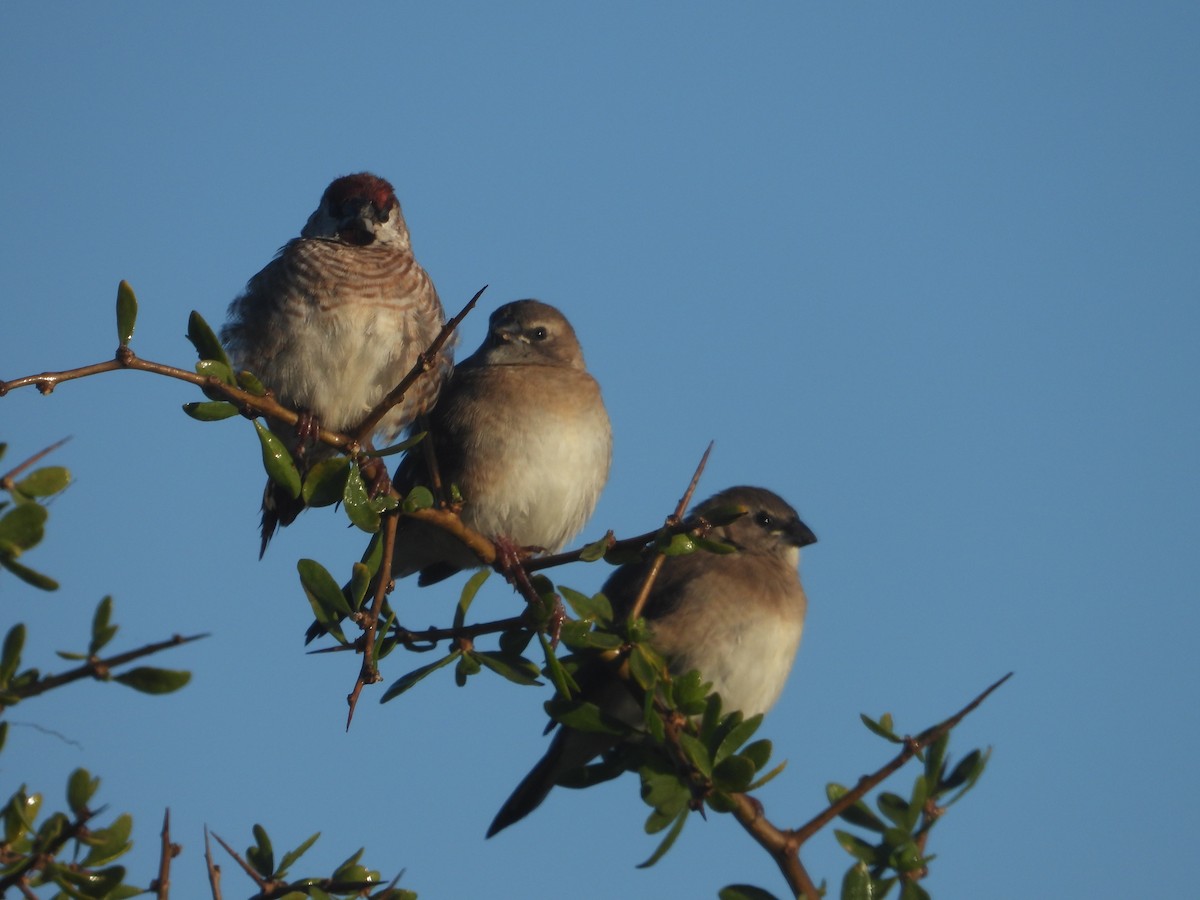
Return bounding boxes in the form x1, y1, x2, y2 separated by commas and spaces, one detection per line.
789, 518, 818, 548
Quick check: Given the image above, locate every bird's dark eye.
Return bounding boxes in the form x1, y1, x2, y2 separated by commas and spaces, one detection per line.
530, 326, 548, 341
754, 511, 773, 529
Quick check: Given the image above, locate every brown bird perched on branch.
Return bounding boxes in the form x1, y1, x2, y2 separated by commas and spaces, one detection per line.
391, 299, 612, 585
487, 485, 816, 837
221, 173, 451, 554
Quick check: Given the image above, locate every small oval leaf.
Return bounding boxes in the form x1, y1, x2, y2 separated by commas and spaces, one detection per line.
186, 310, 231, 367
182, 401, 239, 421
116, 281, 138, 347
113, 667, 191, 694
253, 422, 301, 499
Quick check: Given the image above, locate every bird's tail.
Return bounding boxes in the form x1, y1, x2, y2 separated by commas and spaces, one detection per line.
487, 727, 616, 837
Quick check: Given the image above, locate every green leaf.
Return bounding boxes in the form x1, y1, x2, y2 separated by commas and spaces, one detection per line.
720, 886, 782, 900
454, 569, 491, 629
835, 829, 882, 866
636, 807, 687, 868
475, 651, 542, 686
677, 732, 712, 778
860, 712, 902, 743
380, 652, 460, 702
558, 622, 623, 651
349, 562, 373, 607
656, 532, 696, 556
186, 310, 230, 366
89, 596, 117, 656
402, 485, 434, 512
537, 632, 578, 698
740, 739, 772, 773
671, 668, 712, 715
898, 880, 932, 900
247, 823, 274, 879
66, 768, 99, 815
302, 458, 351, 507
712, 754, 756, 793
943, 747, 991, 805
714, 712, 763, 765
925, 731, 950, 785
277, 831, 320, 876
116, 281, 138, 347
640, 768, 689, 818
0, 556, 59, 590
0, 624, 26, 686
827, 783, 887, 832
0, 502, 47, 552
499, 628, 534, 656
628, 644, 662, 692
298, 559, 354, 619
253, 421, 301, 499
746, 758, 787, 791
80, 813, 132, 867
693, 535, 738, 554
182, 401, 239, 421
456, 653, 481, 685
550, 700, 629, 735
888, 839, 925, 874
878, 791, 917, 831
55, 863, 130, 897
14, 466, 70, 498
113, 667, 191, 694
195, 358, 237, 386
578, 535, 610, 562
236, 369, 268, 396
342, 463, 379, 532
840, 862, 875, 900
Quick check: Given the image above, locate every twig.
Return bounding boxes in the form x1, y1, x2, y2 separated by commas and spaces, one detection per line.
726, 673, 1012, 899
0, 632, 208, 710
346, 509, 400, 730
208, 831, 267, 892
203, 827, 222, 900
1, 351, 360, 453
626, 442, 713, 622
352, 286, 485, 442
0, 437, 71, 491
153, 808, 175, 900
791, 672, 1011, 844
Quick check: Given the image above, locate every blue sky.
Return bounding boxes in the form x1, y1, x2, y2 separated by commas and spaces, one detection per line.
2, 3, 1197, 897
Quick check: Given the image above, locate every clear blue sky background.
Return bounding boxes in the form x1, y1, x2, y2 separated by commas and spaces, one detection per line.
2, 4, 1197, 898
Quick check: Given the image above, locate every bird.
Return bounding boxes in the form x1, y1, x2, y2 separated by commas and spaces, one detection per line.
221, 172, 451, 554
487, 485, 816, 837
391, 299, 612, 585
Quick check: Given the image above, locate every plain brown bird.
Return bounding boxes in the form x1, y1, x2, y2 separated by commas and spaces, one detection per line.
391, 299, 612, 585
487, 485, 816, 837
221, 173, 451, 554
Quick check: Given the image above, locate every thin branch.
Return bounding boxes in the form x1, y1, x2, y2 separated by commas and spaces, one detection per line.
153, 808, 175, 900
0, 437, 71, 491
1, 350, 360, 453
203, 827, 223, 900
346, 509, 400, 730
208, 831, 267, 891
723, 673, 1012, 899
1, 632, 208, 708
791, 671, 1012, 844
626, 442, 713, 622
352, 285, 486, 442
